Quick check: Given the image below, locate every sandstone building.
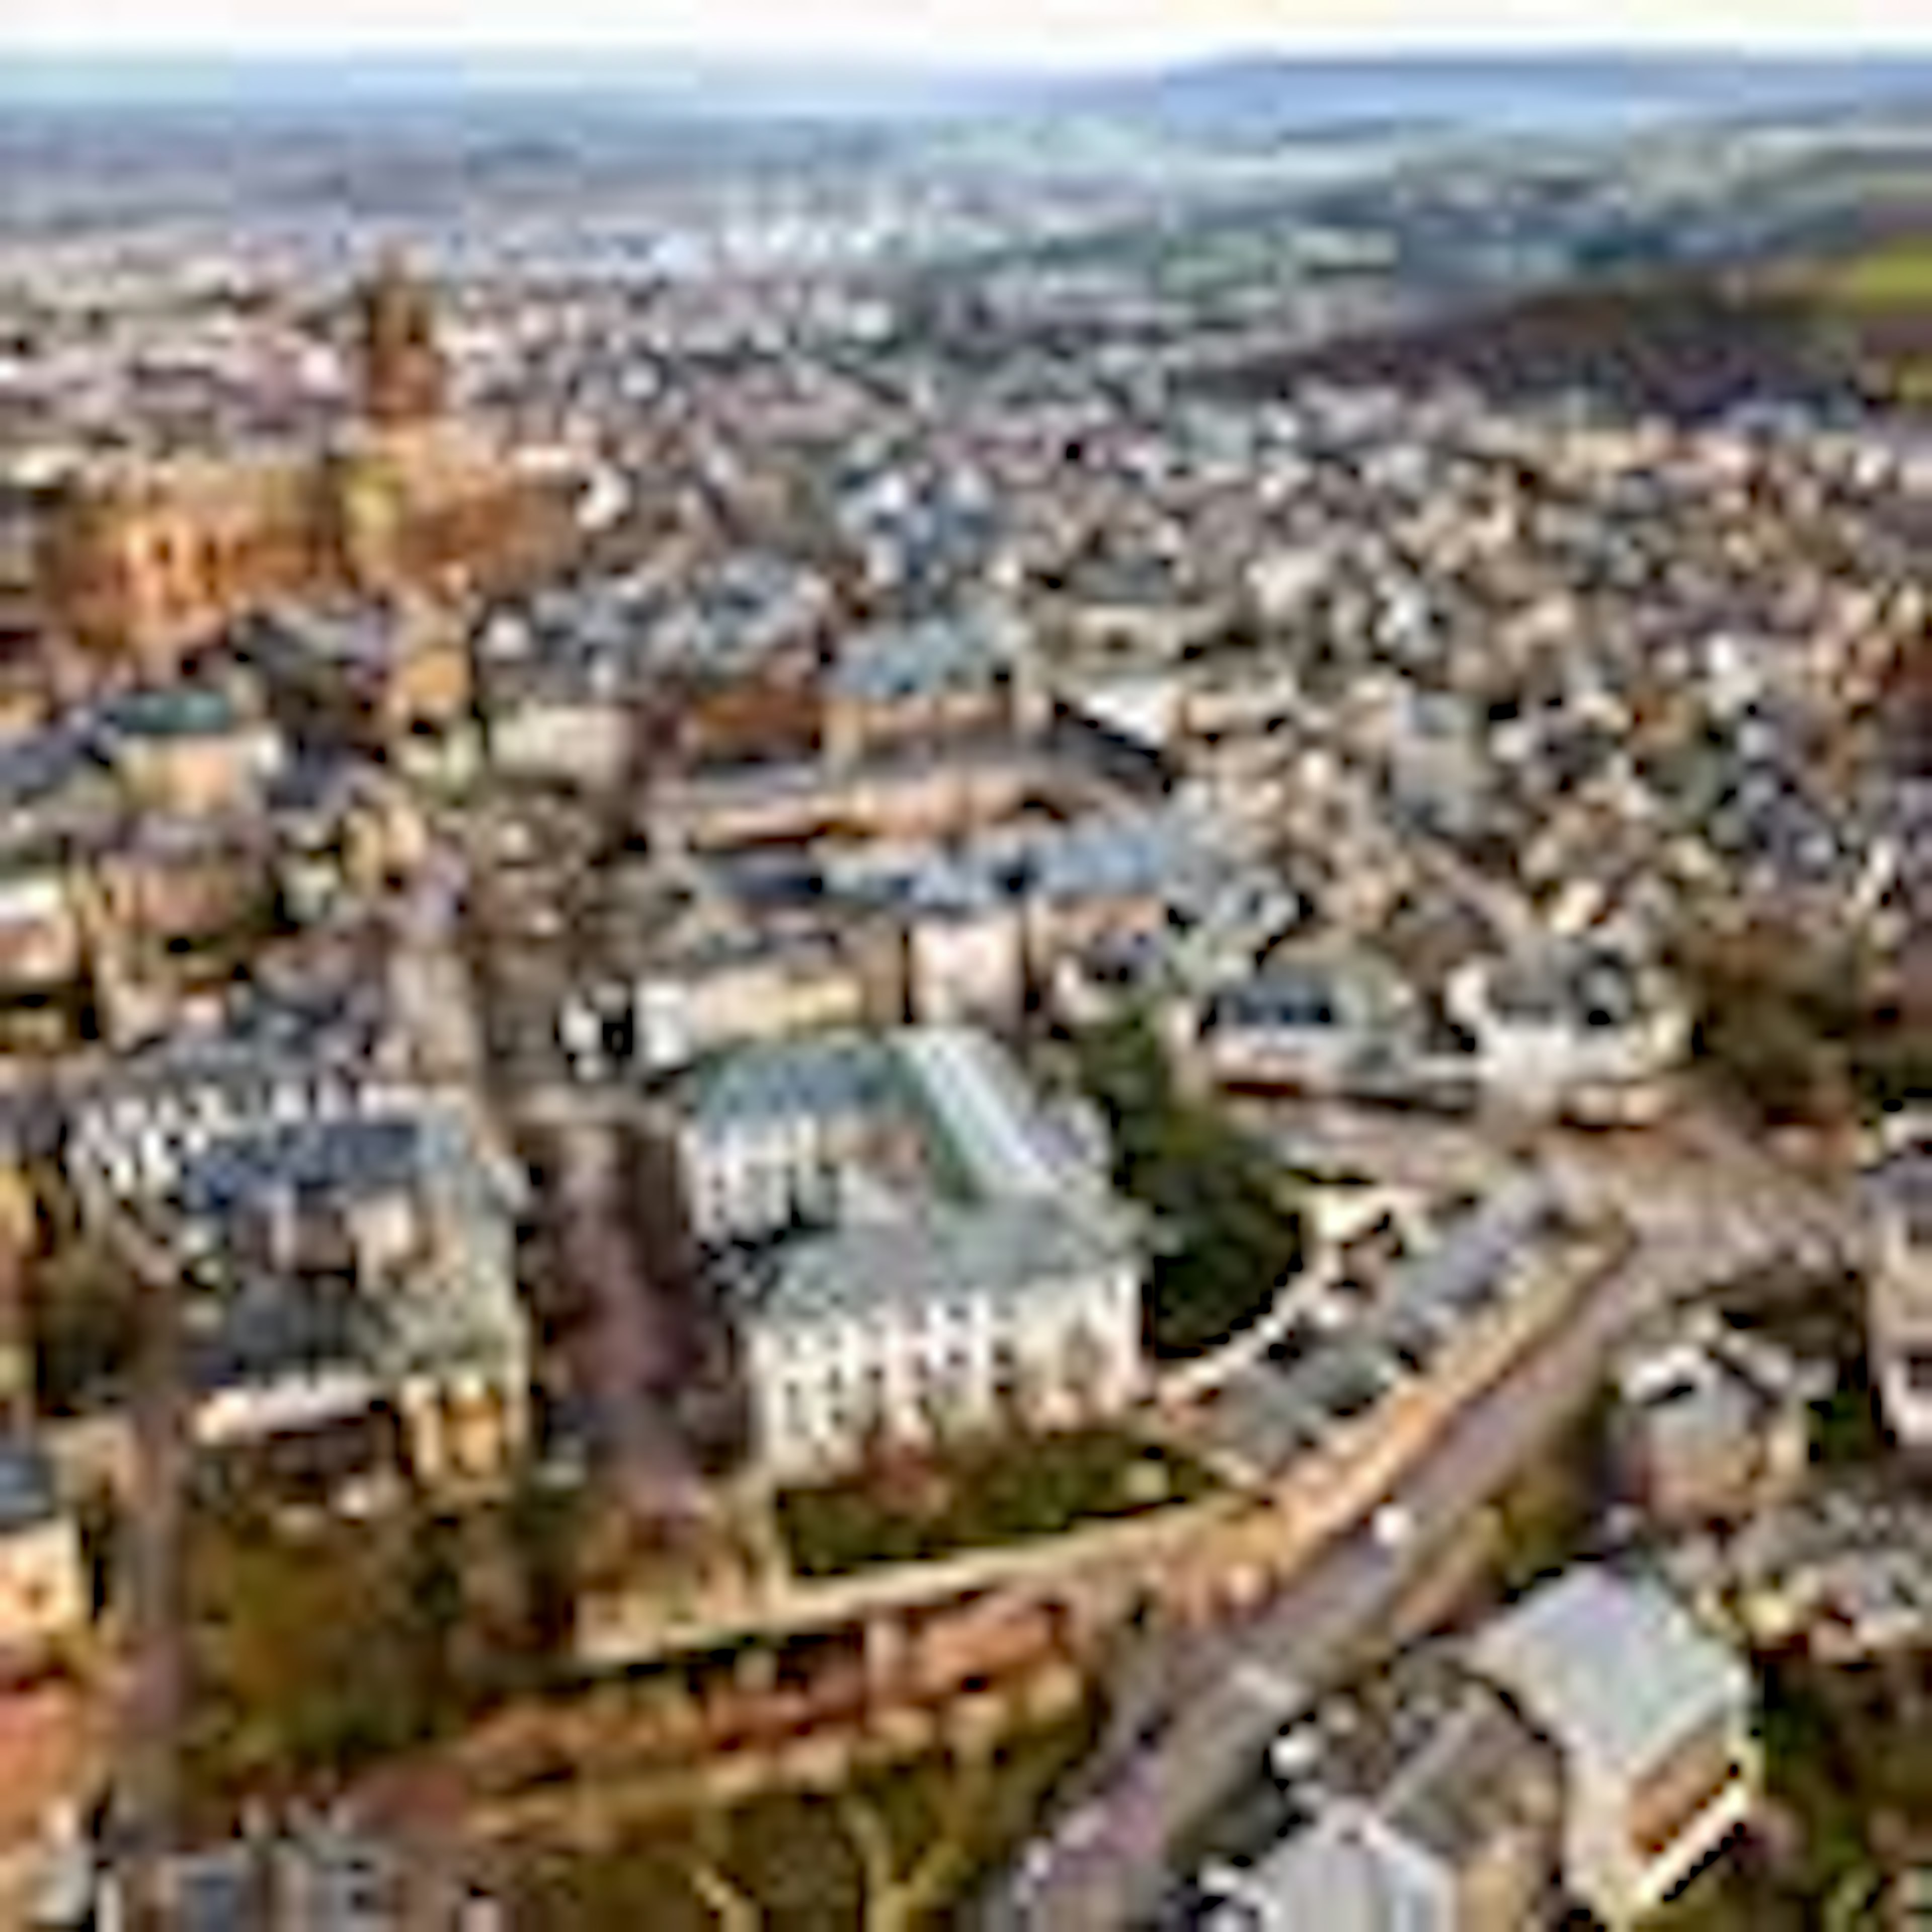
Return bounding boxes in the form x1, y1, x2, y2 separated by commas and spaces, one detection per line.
33, 256, 576, 677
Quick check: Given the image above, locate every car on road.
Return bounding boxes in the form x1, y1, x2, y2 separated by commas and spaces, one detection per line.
1268, 1722, 1323, 1786
1370, 1500, 1415, 1549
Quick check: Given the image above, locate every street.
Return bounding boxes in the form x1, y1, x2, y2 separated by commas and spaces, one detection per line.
987, 1117, 1860, 1929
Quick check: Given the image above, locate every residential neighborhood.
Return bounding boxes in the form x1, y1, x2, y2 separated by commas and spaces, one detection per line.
0, 35, 1928, 1932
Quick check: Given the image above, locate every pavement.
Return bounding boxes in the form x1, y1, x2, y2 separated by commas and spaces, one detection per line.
984, 1111, 1861, 1930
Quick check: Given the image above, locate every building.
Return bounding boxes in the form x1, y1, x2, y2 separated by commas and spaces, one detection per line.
94, 683, 285, 818
1612, 1322, 1816, 1528
1444, 940, 1686, 1123
0, 1441, 86, 1668
1205, 1680, 1562, 1932
822, 607, 1038, 766
730, 1196, 1144, 1477
671, 1025, 1145, 1477
0, 870, 82, 1003
671, 1024, 1107, 1247
174, 1104, 530, 1493
1210, 1798, 1466, 1930
1190, 946, 1416, 1095
37, 1802, 502, 1932
32, 257, 575, 678
1871, 1145, 1932, 1450
1471, 1565, 1757, 1925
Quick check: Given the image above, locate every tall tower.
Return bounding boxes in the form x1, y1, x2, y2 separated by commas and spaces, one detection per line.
356, 252, 448, 429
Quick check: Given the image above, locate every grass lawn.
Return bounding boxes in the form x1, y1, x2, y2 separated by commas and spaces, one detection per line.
516, 1841, 716, 1932
722, 1789, 869, 1928
777, 1427, 1216, 1580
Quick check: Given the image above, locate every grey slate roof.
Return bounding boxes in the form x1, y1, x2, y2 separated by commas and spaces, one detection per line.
0, 1438, 58, 1536
733, 1195, 1137, 1327
1472, 1564, 1749, 1786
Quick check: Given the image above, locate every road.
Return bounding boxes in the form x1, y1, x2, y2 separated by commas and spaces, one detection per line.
987, 1120, 1860, 1930
82, 1188, 189, 1932
549, 1119, 704, 1528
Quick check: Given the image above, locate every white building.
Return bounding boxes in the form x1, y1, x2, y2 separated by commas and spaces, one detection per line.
1471, 1565, 1757, 1926
1445, 941, 1686, 1122
673, 1025, 1146, 1477
734, 1197, 1144, 1477
673, 1024, 1106, 1247
1870, 1146, 1932, 1450
1208, 1797, 1461, 1930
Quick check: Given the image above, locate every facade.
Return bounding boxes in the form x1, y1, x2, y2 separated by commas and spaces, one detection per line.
734, 1198, 1143, 1477
906, 899, 1027, 1027
1472, 1565, 1757, 1926
623, 929, 891, 1078
1871, 1147, 1932, 1450
673, 1031, 917, 1247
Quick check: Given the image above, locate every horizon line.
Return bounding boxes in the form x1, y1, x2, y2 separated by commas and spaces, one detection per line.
10, 42, 1932, 78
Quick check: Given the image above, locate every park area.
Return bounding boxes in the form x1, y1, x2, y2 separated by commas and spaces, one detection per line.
777, 1425, 1216, 1580
511, 1703, 1097, 1931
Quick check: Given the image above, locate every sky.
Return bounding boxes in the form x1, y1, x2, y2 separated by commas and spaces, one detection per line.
10, 0, 1932, 70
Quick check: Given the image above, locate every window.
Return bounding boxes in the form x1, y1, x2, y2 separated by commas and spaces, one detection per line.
1627, 1717, 1738, 1863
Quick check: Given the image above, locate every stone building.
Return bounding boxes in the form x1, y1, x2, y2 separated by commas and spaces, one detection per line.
33, 256, 576, 678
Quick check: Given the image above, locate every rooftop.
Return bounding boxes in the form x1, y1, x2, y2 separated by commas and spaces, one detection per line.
731, 1194, 1137, 1328
1227, 1796, 1450, 1932
0, 1438, 59, 1536
1471, 1564, 1748, 1785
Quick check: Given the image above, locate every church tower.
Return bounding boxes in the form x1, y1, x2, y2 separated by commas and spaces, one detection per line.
356, 252, 449, 429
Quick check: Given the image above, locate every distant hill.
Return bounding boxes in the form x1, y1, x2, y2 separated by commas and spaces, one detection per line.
1204, 277, 1851, 418
1202, 222, 1932, 421
10, 50, 1932, 133
1030, 54, 1932, 144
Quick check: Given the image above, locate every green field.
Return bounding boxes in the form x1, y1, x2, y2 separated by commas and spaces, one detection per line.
1821, 236, 1932, 312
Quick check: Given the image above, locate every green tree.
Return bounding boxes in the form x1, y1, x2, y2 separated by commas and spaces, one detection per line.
1075, 1013, 1303, 1357
502, 1463, 582, 1672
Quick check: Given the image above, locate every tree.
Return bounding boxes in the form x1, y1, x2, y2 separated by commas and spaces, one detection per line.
501, 1463, 582, 1674
29, 1239, 140, 1414
1074, 1013, 1304, 1358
